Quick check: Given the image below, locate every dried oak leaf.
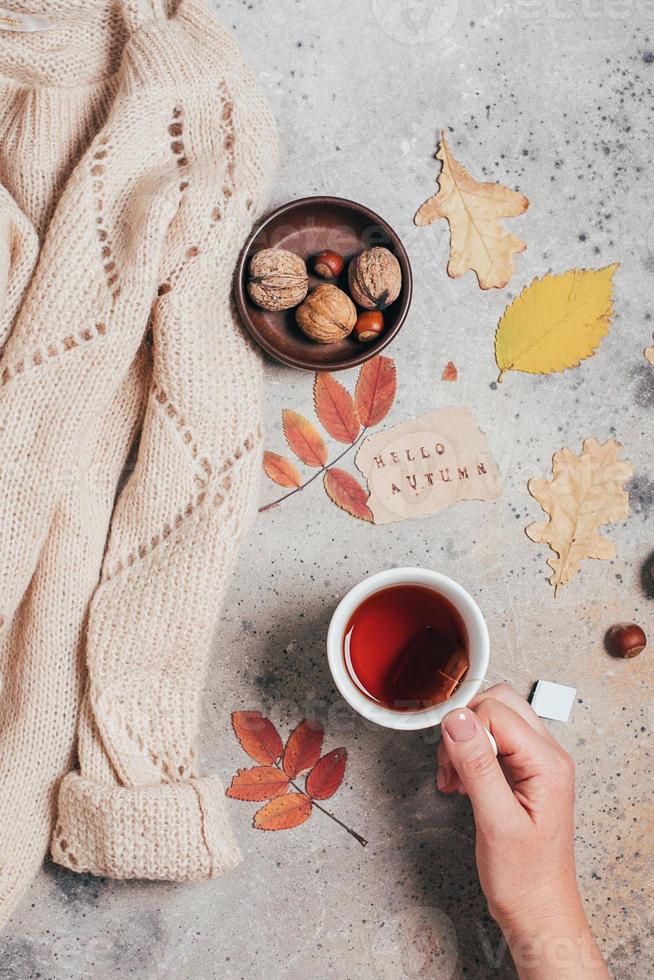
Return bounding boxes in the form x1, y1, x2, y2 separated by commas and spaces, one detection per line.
355, 355, 397, 427
495, 265, 619, 382
283, 719, 324, 778
262, 451, 302, 489
645, 340, 654, 366
526, 438, 633, 594
415, 131, 528, 290
314, 373, 361, 444
226, 766, 289, 802
324, 468, 372, 522
306, 748, 347, 800
253, 792, 313, 831
442, 361, 458, 382
282, 409, 328, 468
231, 711, 283, 765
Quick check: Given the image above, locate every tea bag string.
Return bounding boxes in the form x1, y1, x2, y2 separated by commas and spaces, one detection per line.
456, 675, 489, 687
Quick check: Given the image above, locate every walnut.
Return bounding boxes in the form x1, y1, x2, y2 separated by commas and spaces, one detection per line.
348, 246, 402, 310
247, 248, 308, 311
295, 285, 357, 344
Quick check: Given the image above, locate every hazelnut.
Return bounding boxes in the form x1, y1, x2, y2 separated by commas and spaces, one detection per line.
296, 285, 357, 344
247, 248, 308, 311
348, 246, 402, 310
354, 310, 384, 342
314, 249, 345, 279
606, 622, 647, 659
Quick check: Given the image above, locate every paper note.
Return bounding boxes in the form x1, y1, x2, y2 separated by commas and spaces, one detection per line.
355, 406, 502, 525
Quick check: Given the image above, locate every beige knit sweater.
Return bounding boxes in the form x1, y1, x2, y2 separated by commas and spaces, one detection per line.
0, 0, 275, 929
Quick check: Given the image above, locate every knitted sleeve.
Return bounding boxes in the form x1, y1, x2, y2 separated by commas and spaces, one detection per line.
0, 352, 147, 930
51, 28, 277, 879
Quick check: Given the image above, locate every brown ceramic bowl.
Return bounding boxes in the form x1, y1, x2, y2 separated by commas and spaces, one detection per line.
234, 196, 412, 372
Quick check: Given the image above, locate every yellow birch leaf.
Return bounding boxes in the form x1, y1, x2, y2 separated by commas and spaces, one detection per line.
414, 131, 528, 290
526, 438, 633, 594
495, 264, 619, 381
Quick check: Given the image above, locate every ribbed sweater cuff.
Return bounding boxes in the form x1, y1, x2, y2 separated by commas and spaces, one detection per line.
51, 772, 241, 881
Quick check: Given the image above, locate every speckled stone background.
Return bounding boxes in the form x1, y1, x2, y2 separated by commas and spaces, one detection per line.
2, 1, 653, 977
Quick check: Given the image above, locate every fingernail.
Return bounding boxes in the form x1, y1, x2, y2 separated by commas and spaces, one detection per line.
443, 708, 478, 742
436, 764, 449, 790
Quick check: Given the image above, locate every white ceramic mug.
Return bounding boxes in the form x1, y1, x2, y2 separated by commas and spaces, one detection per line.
326, 567, 490, 732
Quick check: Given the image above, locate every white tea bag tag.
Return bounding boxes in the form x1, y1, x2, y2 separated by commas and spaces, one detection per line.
530, 680, 577, 723
0, 7, 54, 31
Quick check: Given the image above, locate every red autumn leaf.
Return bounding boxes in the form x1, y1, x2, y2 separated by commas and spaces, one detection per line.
231, 711, 283, 765
324, 468, 373, 522
354, 355, 397, 427
253, 792, 312, 831
314, 373, 361, 444
306, 748, 347, 800
283, 719, 324, 778
442, 361, 458, 381
282, 409, 328, 468
262, 450, 302, 489
226, 766, 290, 802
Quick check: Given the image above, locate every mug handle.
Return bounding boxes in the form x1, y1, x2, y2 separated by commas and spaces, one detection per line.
484, 726, 498, 756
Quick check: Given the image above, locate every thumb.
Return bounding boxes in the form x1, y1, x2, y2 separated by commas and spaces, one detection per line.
441, 707, 518, 826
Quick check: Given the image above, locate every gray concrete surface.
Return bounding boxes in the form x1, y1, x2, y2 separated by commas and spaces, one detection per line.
2, 0, 653, 977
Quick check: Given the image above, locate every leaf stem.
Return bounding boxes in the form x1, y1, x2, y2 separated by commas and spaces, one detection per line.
306, 796, 368, 847
259, 428, 368, 514
274, 761, 368, 847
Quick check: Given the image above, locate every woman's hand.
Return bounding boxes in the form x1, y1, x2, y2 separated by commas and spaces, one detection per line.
437, 683, 608, 979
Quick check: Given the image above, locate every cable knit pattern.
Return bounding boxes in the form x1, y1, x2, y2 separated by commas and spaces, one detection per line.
0, 0, 276, 928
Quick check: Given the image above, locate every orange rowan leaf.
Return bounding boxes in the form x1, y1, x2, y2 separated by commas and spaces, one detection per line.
253, 792, 312, 831
306, 748, 347, 800
442, 361, 458, 381
231, 711, 283, 765
226, 766, 290, 802
354, 356, 396, 427
324, 468, 373, 522
314, 373, 360, 444
282, 409, 328, 468
283, 719, 324, 778
262, 451, 302, 489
